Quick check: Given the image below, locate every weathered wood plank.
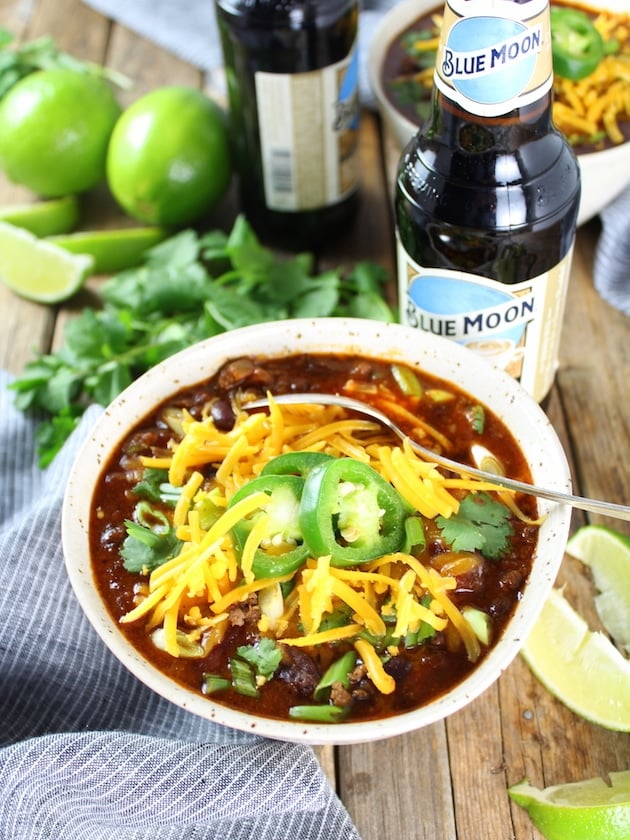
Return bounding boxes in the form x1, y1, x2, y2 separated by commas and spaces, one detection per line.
337, 722, 457, 839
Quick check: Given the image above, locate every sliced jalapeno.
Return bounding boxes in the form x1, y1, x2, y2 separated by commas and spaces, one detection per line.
228, 474, 308, 579
299, 458, 407, 567
261, 451, 334, 478
550, 7, 604, 81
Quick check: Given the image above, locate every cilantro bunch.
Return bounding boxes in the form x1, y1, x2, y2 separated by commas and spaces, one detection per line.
11, 215, 395, 466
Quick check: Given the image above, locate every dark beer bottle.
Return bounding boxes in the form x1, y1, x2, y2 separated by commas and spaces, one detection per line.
395, 0, 580, 403
214, 0, 360, 249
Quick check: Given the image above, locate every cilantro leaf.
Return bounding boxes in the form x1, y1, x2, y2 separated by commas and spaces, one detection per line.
120, 521, 182, 573
236, 638, 282, 679
10, 214, 396, 466
132, 468, 180, 505
436, 492, 513, 560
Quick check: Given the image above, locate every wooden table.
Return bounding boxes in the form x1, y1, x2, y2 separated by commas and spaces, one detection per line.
1, 1, 629, 837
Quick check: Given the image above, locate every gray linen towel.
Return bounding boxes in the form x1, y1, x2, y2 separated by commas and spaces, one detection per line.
593, 185, 630, 316
0, 371, 362, 840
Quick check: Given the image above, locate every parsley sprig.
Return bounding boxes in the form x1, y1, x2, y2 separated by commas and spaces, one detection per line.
10, 215, 395, 466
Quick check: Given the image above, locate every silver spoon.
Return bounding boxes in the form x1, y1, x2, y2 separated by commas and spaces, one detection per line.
245, 392, 630, 522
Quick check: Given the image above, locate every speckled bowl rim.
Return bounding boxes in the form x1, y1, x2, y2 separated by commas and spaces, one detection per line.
62, 318, 571, 745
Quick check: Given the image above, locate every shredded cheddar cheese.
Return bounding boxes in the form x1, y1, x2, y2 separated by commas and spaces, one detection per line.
552, 8, 630, 147
120, 395, 533, 694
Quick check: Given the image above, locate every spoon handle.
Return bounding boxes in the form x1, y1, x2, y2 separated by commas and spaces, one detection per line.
410, 446, 630, 521
245, 393, 630, 522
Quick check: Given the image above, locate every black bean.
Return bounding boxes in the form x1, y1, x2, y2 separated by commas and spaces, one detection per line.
210, 397, 237, 430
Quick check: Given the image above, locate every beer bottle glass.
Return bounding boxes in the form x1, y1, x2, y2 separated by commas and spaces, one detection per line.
215, 0, 360, 249
396, 0, 580, 403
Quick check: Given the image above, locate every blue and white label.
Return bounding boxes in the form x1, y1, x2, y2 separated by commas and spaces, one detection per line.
434, 0, 552, 117
397, 244, 575, 403
406, 273, 537, 344
442, 18, 540, 105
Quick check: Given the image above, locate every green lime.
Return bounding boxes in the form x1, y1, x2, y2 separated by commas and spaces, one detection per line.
521, 587, 630, 730
509, 771, 630, 840
49, 226, 169, 274
566, 525, 630, 653
0, 68, 121, 197
0, 196, 80, 236
106, 86, 232, 226
0, 220, 93, 303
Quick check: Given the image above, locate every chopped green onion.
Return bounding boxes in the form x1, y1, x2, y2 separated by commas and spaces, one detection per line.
202, 674, 231, 694
466, 404, 485, 434
314, 650, 357, 700
403, 515, 426, 554
288, 704, 349, 723
391, 363, 423, 396
229, 657, 259, 698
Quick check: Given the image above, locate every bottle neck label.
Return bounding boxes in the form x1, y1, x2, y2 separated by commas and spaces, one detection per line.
396, 239, 574, 403
434, 0, 553, 117
254, 43, 360, 212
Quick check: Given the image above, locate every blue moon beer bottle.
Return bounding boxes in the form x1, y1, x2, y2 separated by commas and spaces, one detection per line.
395, 0, 580, 403
215, 0, 360, 249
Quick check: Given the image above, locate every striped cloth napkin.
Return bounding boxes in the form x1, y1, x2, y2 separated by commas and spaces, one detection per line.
0, 371, 361, 840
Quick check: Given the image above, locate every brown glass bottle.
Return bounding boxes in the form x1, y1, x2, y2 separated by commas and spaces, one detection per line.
215, 0, 360, 249
396, 0, 580, 403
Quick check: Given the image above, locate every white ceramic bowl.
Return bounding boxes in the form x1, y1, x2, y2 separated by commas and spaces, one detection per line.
368, 0, 630, 226
62, 318, 571, 745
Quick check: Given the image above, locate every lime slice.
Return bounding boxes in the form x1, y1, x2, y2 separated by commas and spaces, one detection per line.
0, 220, 93, 303
0, 195, 80, 236
566, 525, 630, 653
521, 587, 630, 730
509, 771, 630, 840
48, 226, 169, 274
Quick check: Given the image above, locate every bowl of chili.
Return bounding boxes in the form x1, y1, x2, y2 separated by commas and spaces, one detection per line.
369, 0, 630, 226
62, 318, 572, 744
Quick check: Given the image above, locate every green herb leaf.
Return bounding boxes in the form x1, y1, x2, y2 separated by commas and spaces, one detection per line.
10, 215, 395, 466
132, 468, 180, 505
121, 521, 182, 573
436, 492, 513, 560
236, 637, 282, 679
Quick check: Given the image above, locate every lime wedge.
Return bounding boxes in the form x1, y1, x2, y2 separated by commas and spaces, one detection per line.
566, 525, 630, 653
0, 221, 93, 303
0, 195, 80, 236
521, 587, 630, 730
509, 771, 630, 840
48, 226, 169, 274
